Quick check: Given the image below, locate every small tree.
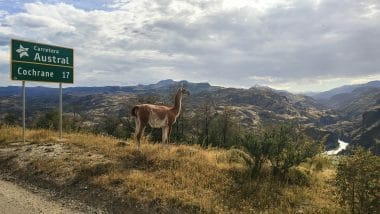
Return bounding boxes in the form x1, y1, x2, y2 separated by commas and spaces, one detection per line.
209, 107, 241, 148
266, 125, 319, 178
94, 115, 134, 139
335, 148, 380, 213
240, 130, 268, 175
3, 113, 18, 125
189, 102, 214, 146
241, 124, 320, 179
34, 111, 59, 129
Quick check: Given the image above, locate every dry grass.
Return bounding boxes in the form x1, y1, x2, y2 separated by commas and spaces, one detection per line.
0, 126, 343, 213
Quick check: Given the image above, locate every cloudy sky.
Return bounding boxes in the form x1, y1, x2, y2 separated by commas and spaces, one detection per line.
0, 0, 379, 92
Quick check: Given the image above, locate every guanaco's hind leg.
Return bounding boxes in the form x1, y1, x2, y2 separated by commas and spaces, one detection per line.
162, 126, 172, 149
167, 126, 172, 144
162, 126, 169, 144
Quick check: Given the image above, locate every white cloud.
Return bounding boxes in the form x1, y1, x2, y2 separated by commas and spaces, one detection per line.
0, 0, 379, 91
0, 9, 8, 17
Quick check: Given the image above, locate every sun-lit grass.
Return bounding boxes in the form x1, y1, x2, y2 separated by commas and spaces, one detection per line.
0, 125, 342, 212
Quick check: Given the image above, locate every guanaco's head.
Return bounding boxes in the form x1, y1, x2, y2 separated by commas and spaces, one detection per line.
180, 86, 190, 96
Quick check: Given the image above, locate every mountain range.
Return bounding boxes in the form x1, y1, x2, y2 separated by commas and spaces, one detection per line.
308, 80, 380, 100
1, 79, 379, 153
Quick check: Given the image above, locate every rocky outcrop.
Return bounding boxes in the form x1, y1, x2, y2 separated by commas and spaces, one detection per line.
362, 106, 380, 128
304, 126, 339, 150
351, 106, 380, 154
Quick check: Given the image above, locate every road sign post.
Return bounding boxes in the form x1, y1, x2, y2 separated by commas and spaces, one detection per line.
59, 83, 62, 138
11, 39, 74, 141
22, 81, 25, 143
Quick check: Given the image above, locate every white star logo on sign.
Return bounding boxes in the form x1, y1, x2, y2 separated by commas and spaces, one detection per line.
16, 44, 29, 58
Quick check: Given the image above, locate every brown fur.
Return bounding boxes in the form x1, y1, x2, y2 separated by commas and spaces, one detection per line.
131, 87, 189, 150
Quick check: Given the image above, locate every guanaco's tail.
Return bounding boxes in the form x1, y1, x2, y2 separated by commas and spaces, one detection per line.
131, 106, 138, 117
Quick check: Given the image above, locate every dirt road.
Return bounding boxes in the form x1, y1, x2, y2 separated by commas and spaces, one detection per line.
0, 179, 82, 214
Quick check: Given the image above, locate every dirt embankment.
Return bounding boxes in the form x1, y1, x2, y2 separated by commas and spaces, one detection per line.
0, 128, 198, 213
0, 140, 144, 213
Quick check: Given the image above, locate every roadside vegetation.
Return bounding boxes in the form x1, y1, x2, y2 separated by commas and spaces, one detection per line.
0, 124, 356, 213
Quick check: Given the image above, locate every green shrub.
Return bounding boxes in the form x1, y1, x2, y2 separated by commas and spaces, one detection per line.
3, 113, 18, 125
226, 148, 253, 166
286, 168, 310, 186
241, 124, 320, 180
335, 148, 380, 213
309, 155, 332, 171
34, 111, 59, 129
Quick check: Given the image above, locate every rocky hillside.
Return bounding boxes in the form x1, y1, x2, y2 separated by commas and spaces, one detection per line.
310, 80, 380, 100
3, 79, 380, 151
320, 87, 380, 120
350, 106, 380, 154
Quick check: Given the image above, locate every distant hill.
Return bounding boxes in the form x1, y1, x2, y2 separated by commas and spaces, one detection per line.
1, 80, 334, 121
310, 80, 380, 100
0, 79, 215, 97
314, 86, 380, 121
0, 79, 328, 124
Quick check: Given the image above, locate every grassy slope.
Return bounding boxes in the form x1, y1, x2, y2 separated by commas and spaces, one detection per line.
0, 126, 342, 213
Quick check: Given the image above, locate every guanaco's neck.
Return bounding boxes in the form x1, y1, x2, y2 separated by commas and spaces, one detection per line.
173, 89, 182, 116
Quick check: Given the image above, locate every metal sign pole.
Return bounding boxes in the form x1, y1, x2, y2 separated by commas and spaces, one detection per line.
59, 82, 62, 139
22, 80, 26, 143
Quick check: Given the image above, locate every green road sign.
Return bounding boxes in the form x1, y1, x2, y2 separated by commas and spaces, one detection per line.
11, 39, 74, 83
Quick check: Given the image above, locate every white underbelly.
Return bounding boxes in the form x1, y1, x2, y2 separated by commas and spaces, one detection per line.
148, 114, 168, 128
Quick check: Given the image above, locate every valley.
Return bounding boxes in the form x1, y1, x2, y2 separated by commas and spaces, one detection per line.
1, 79, 379, 153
